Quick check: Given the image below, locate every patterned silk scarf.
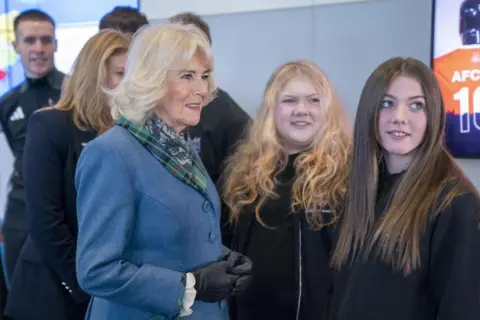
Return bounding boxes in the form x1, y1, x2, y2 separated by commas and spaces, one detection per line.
116, 115, 209, 196
144, 114, 193, 169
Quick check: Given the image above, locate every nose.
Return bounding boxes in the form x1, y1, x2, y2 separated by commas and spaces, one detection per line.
32, 39, 44, 52
193, 77, 208, 98
392, 104, 408, 123
293, 99, 309, 115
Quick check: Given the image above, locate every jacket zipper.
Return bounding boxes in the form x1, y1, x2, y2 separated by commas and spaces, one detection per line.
296, 219, 303, 320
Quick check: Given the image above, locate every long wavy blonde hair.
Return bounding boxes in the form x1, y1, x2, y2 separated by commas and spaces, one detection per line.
223, 60, 351, 228
55, 29, 131, 134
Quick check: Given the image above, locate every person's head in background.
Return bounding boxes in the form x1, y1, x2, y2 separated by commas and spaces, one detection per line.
13, 9, 56, 79
108, 22, 216, 133
99, 6, 148, 34
223, 60, 351, 228
55, 29, 131, 134
460, 0, 480, 45
168, 12, 212, 44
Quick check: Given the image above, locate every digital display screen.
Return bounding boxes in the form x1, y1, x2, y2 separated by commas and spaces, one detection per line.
432, 0, 480, 158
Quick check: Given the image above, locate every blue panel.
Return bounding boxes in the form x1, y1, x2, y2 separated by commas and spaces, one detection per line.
9, 0, 138, 24
0, 2, 18, 97
2, 0, 139, 92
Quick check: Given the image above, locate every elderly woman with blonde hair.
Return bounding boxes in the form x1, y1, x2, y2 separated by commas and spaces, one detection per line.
74, 23, 252, 319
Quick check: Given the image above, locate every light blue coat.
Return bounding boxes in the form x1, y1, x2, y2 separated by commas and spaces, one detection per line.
75, 126, 229, 320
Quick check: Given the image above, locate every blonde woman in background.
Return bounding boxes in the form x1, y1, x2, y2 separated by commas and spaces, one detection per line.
220, 60, 351, 320
5, 29, 130, 320
74, 23, 252, 320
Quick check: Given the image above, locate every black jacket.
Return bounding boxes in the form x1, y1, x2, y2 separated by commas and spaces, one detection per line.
218, 153, 334, 320
329, 169, 480, 320
0, 68, 65, 230
227, 207, 333, 320
189, 88, 250, 183
5, 108, 94, 320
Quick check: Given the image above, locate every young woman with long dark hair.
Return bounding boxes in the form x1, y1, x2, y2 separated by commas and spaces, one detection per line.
330, 57, 480, 320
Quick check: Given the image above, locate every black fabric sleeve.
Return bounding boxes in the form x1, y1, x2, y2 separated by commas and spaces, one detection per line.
221, 100, 251, 161
0, 99, 13, 150
429, 192, 480, 319
23, 111, 89, 303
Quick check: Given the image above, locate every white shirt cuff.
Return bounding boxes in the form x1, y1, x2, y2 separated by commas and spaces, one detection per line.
179, 272, 196, 317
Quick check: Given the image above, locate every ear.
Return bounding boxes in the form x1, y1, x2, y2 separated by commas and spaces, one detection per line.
53, 38, 58, 52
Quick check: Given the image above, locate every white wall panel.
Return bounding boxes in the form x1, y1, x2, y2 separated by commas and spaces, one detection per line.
140, 0, 378, 20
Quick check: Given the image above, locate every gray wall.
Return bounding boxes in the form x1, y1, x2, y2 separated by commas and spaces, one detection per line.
171, 0, 478, 187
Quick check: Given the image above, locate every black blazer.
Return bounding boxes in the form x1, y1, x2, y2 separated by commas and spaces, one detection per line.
5, 108, 96, 320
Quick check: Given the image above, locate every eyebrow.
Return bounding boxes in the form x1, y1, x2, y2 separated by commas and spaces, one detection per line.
281, 93, 318, 98
178, 69, 211, 74
384, 93, 425, 100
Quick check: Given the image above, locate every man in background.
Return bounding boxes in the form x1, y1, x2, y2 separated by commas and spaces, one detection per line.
0, 9, 65, 287
99, 6, 148, 34
169, 12, 251, 184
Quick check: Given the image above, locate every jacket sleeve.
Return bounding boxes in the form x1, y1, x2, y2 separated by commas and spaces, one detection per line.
0, 94, 13, 150
23, 111, 89, 303
429, 192, 480, 319
75, 138, 186, 318
221, 101, 251, 162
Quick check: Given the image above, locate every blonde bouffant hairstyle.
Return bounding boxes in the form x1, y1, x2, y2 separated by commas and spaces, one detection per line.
223, 60, 351, 228
108, 22, 216, 124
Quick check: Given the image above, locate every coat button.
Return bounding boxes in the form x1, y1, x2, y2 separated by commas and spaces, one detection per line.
203, 201, 212, 212
209, 232, 216, 243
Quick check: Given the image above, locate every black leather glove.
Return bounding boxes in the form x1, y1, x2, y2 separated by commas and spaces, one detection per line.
191, 261, 239, 302
223, 251, 253, 275
223, 251, 253, 295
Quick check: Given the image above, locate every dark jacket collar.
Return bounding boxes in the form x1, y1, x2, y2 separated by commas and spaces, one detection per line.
377, 160, 405, 197
20, 67, 65, 93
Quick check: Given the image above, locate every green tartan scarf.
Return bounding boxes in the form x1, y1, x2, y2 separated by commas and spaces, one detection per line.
116, 116, 209, 196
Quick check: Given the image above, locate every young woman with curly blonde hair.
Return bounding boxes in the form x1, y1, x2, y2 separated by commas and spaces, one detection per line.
221, 60, 351, 320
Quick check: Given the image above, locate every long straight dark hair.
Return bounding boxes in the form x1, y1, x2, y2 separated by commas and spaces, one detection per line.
331, 57, 475, 275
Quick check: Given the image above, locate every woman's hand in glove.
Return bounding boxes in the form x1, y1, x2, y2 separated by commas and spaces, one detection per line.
223, 251, 253, 296
191, 261, 239, 302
